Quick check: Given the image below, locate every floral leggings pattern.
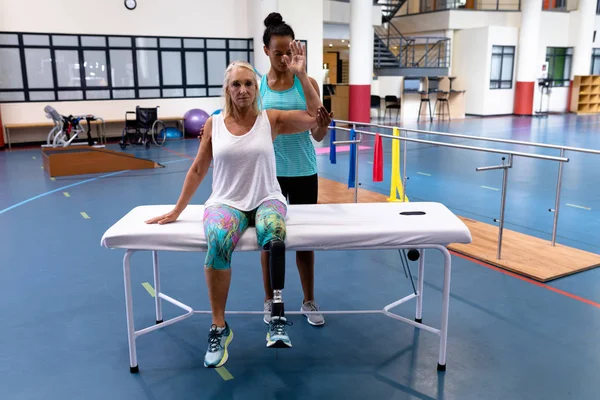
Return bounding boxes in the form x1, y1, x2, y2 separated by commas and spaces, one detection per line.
203, 199, 287, 270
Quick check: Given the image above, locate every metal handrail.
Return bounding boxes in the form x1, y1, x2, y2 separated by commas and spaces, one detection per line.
328, 118, 598, 258
332, 126, 569, 162
333, 119, 600, 156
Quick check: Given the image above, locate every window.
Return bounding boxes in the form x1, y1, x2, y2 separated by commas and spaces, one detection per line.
592, 49, 600, 75
546, 47, 572, 87
490, 45, 515, 89
0, 31, 254, 103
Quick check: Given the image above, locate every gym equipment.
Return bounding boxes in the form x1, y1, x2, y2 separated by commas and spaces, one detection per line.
184, 108, 210, 136
373, 133, 383, 182
162, 127, 183, 140
120, 106, 166, 149
348, 128, 356, 188
387, 127, 408, 202
535, 78, 551, 118
329, 120, 336, 164
43, 105, 103, 148
41, 146, 164, 177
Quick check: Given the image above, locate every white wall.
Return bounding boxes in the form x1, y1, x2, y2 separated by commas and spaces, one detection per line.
278, 0, 324, 96
324, 23, 350, 40
323, 0, 382, 26
451, 26, 518, 116
483, 27, 519, 115
395, 10, 520, 35
1, 0, 249, 37
593, 16, 600, 46
452, 28, 488, 115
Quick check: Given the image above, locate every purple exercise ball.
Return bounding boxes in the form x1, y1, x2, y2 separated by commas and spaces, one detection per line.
184, 109, 209, 136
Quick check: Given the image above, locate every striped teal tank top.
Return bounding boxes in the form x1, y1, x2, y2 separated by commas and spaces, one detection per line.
259, 74, 318, 177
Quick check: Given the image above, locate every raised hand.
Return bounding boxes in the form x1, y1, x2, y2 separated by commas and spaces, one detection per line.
283, 40, 306, 77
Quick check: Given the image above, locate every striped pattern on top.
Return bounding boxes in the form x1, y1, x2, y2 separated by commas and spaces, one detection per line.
259, 74, 317, 177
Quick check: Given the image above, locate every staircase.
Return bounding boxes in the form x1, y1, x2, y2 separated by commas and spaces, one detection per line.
374, 0, 408, 22
373, 23, 450, 77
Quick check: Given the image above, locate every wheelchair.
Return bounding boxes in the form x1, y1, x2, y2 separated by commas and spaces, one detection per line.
43, 105, 100, 147
119, 106, 166, 149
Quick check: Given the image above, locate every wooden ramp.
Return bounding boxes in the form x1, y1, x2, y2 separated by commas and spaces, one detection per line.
317, 177, 600, 282
41, 146, 163, 177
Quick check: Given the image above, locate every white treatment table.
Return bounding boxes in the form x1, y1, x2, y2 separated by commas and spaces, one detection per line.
101, 202, 472, 372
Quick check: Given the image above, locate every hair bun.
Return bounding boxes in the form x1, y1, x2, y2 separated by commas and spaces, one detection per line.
264, 12, 284, 28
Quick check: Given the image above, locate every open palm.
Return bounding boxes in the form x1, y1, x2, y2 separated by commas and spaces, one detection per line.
283, 40, 306, 76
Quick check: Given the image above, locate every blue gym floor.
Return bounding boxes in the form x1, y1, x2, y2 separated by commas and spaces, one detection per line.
1, 114, 600, 399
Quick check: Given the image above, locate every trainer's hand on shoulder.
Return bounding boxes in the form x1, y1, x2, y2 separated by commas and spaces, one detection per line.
197, 125, 205, 140
145, 209, 181, 225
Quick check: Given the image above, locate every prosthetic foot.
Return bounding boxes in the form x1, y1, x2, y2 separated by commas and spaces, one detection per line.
264, 240, 292, 348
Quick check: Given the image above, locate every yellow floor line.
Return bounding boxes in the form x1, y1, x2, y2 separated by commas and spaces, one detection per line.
141, 282, 155, 297
80, 212, 90, 219
216, 367, 234, 381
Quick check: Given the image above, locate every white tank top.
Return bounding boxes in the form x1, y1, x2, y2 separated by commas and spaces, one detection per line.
204, 110, 286, 212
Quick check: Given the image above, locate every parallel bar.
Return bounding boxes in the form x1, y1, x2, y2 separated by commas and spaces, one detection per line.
496, 156, 513, 259
551, 148, 565, 246
330, 126, 570, 163
403, 127, 600, 156
333, 119, 600, 156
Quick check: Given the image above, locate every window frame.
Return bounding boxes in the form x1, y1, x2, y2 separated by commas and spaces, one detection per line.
545, 46, 573, 88
489, 45, 515, 90
591, 48, 600, 75
0, 31, 255, 103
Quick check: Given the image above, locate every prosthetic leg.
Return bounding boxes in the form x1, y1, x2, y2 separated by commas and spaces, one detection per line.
264, 239, 292, 348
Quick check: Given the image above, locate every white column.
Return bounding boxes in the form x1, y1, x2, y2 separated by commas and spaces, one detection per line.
515, 0, 542, 83
349, 0, 373, 86
349, 0, 374, 122
571, 0, 597, 77
248, 0, 278, 76
513, 0, 542, 115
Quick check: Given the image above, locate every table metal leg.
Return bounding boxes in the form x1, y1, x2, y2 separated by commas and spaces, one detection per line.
437, 246, 452, 371
415, 250, 425, 323
123, 250, 139, 373
152, 251, 163, 324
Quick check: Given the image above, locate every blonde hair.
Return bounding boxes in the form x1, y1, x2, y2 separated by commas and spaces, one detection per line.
222, 60, 262, 119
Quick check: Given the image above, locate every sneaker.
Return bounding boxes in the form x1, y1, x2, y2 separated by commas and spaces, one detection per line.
263, 299, 272, 324
204, 323, 234, 368
266, 316, 293, 348
301, 300, 325, 326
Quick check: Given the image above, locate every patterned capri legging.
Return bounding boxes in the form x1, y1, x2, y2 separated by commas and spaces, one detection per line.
203, 199, 287, 270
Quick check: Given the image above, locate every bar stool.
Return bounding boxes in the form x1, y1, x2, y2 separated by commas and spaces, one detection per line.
434, 92, 451, 121
418, 92, 432, 122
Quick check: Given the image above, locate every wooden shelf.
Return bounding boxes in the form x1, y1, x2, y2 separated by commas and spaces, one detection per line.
570, 75, 600, 115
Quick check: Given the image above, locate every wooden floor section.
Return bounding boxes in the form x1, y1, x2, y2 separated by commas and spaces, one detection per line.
317, 177, 600, 282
